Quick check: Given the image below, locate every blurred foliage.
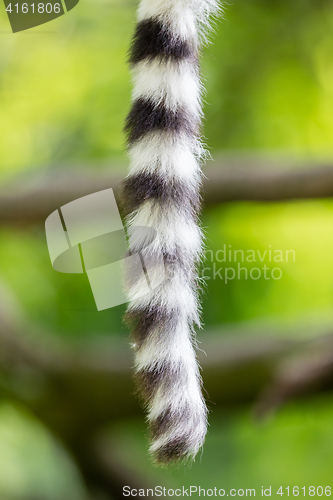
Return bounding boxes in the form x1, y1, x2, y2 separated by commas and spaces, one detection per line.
0, 0, 333, 179
201, 200, 333, 329
204, 0, 333, 154
105, 394, 333, 492
1, 0, 333, 498
0, 402, 85, 500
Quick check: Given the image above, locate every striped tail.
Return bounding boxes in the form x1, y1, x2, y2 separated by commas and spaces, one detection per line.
121, 0, 218, 464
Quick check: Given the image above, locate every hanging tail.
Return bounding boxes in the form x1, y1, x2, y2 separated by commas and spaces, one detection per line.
121, 0, 218, 464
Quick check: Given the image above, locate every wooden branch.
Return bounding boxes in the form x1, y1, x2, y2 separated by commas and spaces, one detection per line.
254, 334, 333, 419
1, 157, 333, 224
0, 168, 125, 225
203, 161, 333, 204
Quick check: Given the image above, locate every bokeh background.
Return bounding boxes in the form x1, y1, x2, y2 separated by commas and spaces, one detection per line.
1, 0, 333, 498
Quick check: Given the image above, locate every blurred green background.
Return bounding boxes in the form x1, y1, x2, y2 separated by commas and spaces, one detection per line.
1, 0, 333, 498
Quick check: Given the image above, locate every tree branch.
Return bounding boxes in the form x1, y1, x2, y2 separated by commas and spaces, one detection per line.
1, 157, 333, 224
254, 334, 333, 419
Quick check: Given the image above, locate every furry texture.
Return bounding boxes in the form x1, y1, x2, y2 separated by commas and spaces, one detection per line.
121, 0, 218, 464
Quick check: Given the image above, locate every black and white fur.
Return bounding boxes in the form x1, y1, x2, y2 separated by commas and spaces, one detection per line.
121, 0, 218, 464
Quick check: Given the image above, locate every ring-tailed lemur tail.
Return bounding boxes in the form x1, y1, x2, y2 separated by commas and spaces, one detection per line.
121, 0, 218, 464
